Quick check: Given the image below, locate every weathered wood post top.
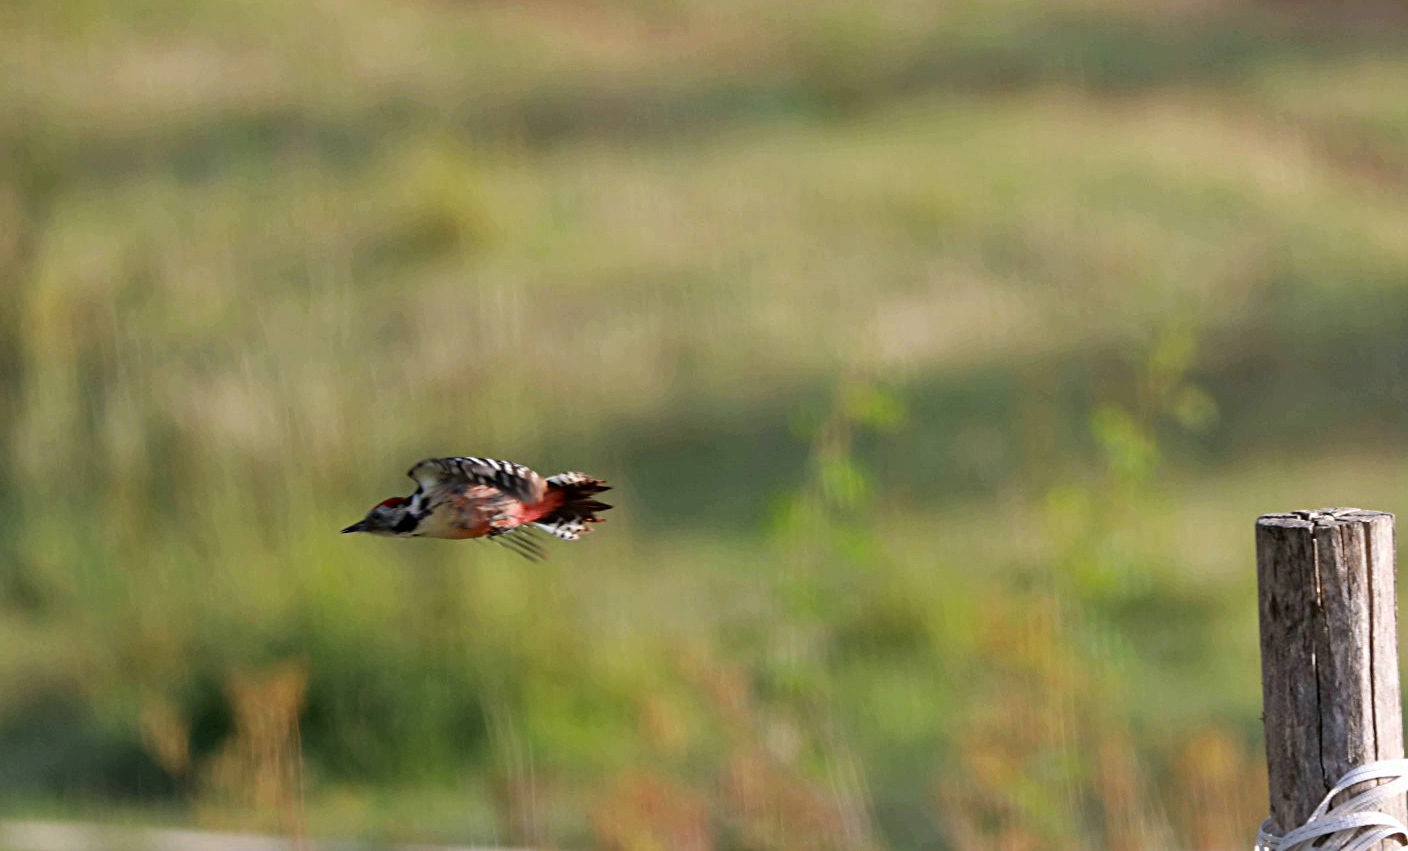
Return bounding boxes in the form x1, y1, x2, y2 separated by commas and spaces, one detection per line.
1257, 508, 1405, 848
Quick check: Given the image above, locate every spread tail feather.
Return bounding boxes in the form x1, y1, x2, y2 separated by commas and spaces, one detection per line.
534, 473, 612, 540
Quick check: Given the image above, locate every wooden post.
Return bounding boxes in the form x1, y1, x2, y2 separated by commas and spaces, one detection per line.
1257, 508, 1406, 845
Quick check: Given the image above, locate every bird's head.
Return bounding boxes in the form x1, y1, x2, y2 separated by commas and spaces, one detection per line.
341, 496, 419, 536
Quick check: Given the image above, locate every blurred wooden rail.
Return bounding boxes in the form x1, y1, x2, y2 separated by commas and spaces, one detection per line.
0, 820, 531, 851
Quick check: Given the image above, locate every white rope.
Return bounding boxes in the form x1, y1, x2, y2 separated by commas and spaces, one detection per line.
1255, 759, 1408, 851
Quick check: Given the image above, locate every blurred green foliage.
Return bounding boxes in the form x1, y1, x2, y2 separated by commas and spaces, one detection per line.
3, 0, 1408, 848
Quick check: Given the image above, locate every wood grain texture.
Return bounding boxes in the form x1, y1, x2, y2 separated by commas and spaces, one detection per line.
1257, 508, 1405, 847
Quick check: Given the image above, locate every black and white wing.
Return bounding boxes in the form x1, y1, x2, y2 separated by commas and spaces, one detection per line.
491, 524, 551, 561
406, 456, 546, 504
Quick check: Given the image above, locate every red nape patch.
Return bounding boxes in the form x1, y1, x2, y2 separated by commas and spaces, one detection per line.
376, 496, 409, 509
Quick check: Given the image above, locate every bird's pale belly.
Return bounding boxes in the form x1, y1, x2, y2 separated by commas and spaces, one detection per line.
413, 496, 532, 539
407, 505, 488, 539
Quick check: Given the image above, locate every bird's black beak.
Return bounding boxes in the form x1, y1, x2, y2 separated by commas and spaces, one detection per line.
341, 520, 369, 534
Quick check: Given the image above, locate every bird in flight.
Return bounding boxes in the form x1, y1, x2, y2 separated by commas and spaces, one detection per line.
342, 456, 612, 560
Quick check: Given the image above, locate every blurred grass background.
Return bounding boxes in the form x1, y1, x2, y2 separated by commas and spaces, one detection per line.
3, 0, 1408, 848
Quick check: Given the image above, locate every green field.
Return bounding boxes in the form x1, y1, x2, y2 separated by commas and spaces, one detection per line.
4, 1, 1408, 848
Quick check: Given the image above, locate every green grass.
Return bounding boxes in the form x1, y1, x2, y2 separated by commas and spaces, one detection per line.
3, 0, 1408, 848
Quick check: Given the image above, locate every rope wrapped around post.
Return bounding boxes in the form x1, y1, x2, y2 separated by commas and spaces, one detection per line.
1255, 760, 1408, 851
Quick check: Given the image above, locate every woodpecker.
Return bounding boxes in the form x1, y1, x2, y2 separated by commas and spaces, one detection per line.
341, 457, 613, 560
